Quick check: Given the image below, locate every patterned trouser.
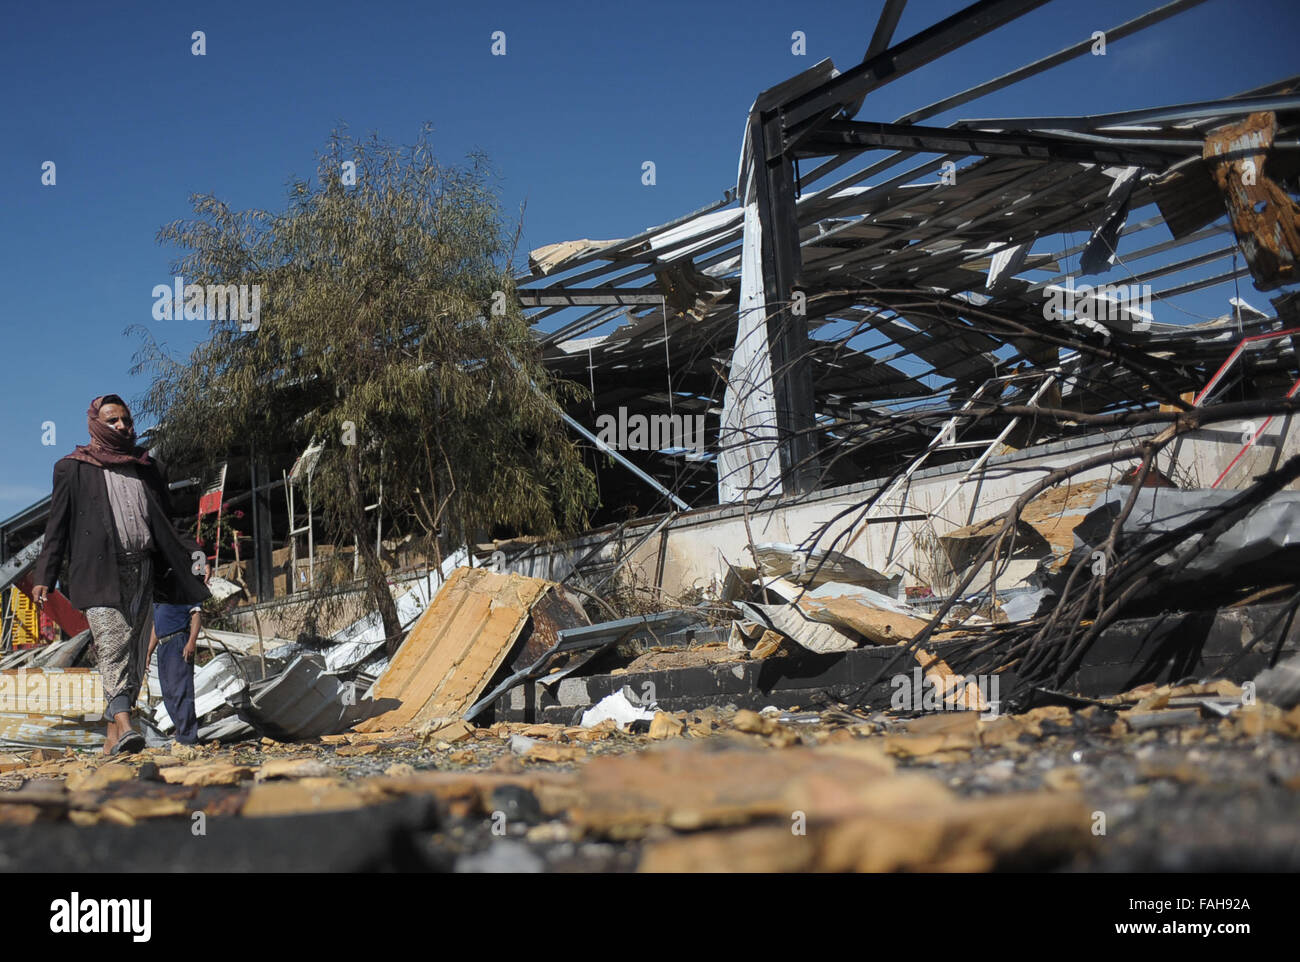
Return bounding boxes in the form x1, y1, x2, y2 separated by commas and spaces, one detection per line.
84, 555, 153, 721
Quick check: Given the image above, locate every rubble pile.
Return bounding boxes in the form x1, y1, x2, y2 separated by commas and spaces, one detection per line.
0, 546, 1298, 870
0, 673, 1296, 871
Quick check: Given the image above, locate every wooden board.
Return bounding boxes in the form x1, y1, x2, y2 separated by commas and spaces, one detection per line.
800, 594, 930, 645
356, 568, 553, 731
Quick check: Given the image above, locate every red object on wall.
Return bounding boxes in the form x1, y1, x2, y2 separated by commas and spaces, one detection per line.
198, 463, 228, 519
14, 575, 89, 637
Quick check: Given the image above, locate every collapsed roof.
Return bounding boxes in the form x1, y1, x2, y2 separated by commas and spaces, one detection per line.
517, 0, 1300, 514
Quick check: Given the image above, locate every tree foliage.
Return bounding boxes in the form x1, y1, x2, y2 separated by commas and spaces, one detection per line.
131, 126, 597, 647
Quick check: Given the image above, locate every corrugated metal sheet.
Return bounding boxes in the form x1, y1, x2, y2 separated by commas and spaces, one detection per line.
0, 630, 92, 670
323, 582, 434, 671
356, 567, 553, 731
153, 652, 247, 733
242, 654, 375, 740
200, 628, 295, 656
736, 601, 860, 654
0, 711, 103, 750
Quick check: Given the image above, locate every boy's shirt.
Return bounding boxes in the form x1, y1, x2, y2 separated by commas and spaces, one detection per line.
153, 602, 199, 640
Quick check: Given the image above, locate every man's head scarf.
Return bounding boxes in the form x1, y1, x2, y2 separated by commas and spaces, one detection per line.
63, 395, 153, 468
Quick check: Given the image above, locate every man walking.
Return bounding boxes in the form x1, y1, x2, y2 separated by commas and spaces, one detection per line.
31, 395, 210, 754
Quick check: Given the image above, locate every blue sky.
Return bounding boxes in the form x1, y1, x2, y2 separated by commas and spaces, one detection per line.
2, 0, 1297, 520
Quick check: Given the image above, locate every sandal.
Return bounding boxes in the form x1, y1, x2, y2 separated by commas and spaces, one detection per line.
112, 731, 146, 755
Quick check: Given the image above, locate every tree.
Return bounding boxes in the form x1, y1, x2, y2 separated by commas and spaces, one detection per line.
131, 126, 597, 653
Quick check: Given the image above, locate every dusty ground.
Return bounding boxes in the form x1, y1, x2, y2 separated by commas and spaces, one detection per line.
0, 681, 1297, 872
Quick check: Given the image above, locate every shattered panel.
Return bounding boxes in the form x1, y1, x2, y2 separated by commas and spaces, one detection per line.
356, 568, 552, 731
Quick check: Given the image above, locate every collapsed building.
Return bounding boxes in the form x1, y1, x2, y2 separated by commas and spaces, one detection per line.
3, 0, 1300, 744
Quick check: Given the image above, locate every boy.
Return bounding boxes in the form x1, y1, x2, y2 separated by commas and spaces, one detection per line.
146, 585, 201, 745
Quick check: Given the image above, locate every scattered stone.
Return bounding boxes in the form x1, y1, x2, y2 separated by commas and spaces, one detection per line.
241, 780, 385, 817
65, 764, 134, 793
883, 732, 975, 760
732, 709, 776, 735
335, 744, 381, 757
649, 712, 684, 740
0, 755, 28, 774
256, 758, 334, 781
1120, 708, 1202, 731
523, 743, 586, 764
1042, 766, 1087, 792
100, 796, 190, 824
456, 839, 544, 873
490, 784, 542, 825
0, 804, 45, 825
1137, 759, 1211, 785
509, 735, 538, 755
160, 763, 253, 787
526, 821, 573, 844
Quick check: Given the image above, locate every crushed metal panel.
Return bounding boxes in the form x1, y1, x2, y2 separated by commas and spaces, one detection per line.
1151, 155, 1224, 239
356, 567, 553, 731
1079, 166, 1140, 275
0, 536, 43, 593
23, 630, 93, 668
242, 654, 378, 740
528, 238, 624, 276
753, 542, 896, 591
460, 610, 687, 723
653, 261, 731, 321
716, 186, 783, 504
1068, 487, 1300, 602
0, 712, 103, 750
1205, 112, 1300, 290
985, 242, 1031, 291
736, 601, 860, 654
200, 628, 295, 657
646, 207, 743, 261
512, 587, 591, 670
199, 715, 255, 742
154, 652, 247, 733
322, 584, 433, 672
796, 582, 932, 646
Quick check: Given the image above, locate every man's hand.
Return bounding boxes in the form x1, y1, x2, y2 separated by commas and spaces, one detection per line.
31, 585, 49, 608
182, 639, 196, 664
204, 564, 211, 586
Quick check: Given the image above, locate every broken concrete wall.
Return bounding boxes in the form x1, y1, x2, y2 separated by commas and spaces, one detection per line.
501, 419, 1300, 602
222, 568, 447, 640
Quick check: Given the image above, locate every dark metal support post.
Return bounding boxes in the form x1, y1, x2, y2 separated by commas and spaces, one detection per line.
250, 456, 275, 601
751, 114, 820, 494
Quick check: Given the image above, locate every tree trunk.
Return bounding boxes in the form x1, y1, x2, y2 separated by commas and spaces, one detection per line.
346, 451, 402, 656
